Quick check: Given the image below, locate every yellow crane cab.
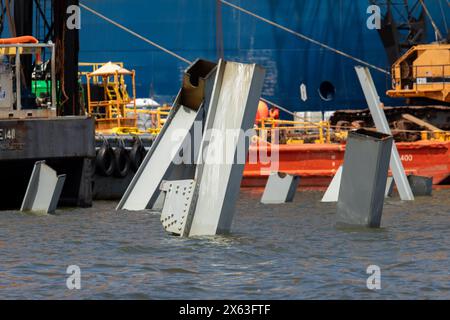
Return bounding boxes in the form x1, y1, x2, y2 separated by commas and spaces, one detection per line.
387, 44, 450, 103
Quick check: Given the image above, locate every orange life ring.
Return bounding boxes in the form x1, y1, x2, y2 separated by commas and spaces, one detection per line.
0, 36, 41, 62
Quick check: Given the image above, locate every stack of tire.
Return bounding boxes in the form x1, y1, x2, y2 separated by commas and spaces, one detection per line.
95, 141, 147, 178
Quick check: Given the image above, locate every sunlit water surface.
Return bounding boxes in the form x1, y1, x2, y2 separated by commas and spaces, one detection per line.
1, 189, 449, 299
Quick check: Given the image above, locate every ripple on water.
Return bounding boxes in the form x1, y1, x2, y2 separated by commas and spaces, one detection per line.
0, 191, 449, 299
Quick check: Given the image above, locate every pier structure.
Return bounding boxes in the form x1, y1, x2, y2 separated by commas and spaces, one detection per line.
0, 1, 95, 210
0, 115, 95, 209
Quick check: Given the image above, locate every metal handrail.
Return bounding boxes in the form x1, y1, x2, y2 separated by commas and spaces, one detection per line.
79, 62, 125, 84
0, 43, 56, 110
394, 63, 450, 91
256, 118, 332, 144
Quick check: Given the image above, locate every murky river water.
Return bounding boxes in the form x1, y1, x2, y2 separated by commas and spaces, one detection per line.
0, 189, 449, 299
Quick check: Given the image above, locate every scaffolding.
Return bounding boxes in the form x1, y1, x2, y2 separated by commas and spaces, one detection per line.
84, 62, 137, 133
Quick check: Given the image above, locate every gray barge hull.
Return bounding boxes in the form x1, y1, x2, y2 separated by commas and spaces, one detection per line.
0, 116, 95, 210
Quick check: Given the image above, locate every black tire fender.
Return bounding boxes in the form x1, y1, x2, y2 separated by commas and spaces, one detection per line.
96, 145, 115, 177
130, 141, 146, 172
113, 146, 130, 178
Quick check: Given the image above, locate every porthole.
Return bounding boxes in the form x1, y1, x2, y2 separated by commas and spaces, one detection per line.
318, 81, 336, 101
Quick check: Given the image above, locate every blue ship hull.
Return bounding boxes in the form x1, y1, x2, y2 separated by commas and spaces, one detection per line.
80, 0, 449, 112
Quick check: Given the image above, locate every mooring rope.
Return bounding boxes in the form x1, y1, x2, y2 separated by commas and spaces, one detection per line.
220, 0, 390, 75
80, 2, 307, 120
79, 3, 192, 64
419, 0, 444, 41
439, 0, 449, 35
260, 98, 303, 119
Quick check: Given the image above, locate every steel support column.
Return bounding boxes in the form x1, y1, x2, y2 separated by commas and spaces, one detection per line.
355, 66, 414, 201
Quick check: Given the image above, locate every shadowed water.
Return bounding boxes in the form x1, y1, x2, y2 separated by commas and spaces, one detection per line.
0, 189, 449, 300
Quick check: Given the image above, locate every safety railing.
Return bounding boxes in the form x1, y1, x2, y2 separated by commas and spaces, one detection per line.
329, 123, 450, 143
256, 118, 332, 144
124, 105, 171, 134
393, 64, 450, 92
420, 130, 450, 142
79, 62, 124, 84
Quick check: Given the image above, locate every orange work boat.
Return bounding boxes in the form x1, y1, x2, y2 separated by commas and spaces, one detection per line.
243, 44, 450, 190
86, 45, 450, 198
243, 140, 450, 190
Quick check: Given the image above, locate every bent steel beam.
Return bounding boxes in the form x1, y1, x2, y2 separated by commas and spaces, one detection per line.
20, 161, 66, 214
261, 172, 300, 204
117, 104, 200, 211
117, 60, 217, 211
355, 66, 414, 201
321, 166, 343, 203
159, 60, 265, 237
188, 60, 265, 236
385, 177, 394, 198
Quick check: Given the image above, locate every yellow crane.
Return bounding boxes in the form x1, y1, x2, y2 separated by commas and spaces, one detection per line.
85, 62, 138, 133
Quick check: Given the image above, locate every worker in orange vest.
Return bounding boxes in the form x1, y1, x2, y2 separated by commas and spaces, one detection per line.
269, 107, 280, 120
255, 100, 280, 126
255, 100, 269, 126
